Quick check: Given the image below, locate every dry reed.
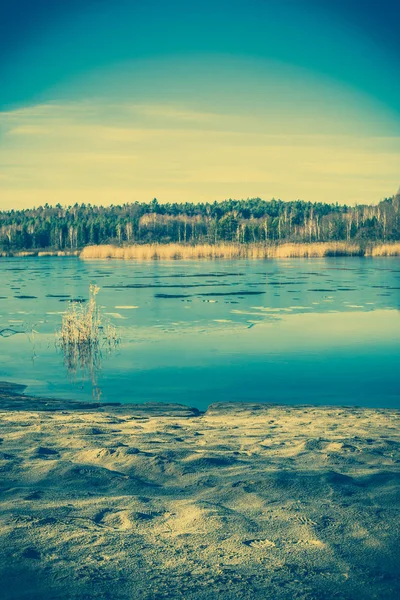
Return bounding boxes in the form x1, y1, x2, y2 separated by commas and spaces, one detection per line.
80, 242, 373, 260
57, 285, 119, 399
366, 243, 400, 257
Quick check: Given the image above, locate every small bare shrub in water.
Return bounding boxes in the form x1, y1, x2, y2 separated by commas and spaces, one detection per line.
57, 285, 119, 398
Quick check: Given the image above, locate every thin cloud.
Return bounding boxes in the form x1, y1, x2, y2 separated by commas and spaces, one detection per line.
9, 125, 50, 136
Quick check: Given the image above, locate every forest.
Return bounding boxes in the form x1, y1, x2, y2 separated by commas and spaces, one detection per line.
0, 193, 399, 252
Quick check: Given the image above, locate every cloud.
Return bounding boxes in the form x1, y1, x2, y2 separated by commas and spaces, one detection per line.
9, 125, 50, 136
127, 104, 219, 122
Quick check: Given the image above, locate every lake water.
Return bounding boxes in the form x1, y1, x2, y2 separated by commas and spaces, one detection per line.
0, 256, 399, 409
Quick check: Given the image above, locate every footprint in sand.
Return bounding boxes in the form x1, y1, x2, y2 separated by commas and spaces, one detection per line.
244, 539, 276, 549
24, 490, 43, 501
32, 446, 59, 459
93, 508, 133, 531
22, 547, 41, 560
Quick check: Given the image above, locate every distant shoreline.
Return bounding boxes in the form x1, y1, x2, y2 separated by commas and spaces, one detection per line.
0, 250, 80, 258
1, 241, 400, 259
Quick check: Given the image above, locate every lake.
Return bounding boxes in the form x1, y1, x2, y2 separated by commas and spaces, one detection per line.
0, 256, 399, 409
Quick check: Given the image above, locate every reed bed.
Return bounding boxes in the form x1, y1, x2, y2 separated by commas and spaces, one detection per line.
79, 242, 377, 260
366, 243, 400, 257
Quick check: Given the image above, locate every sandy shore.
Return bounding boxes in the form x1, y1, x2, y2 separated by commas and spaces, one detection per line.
0, 388, 399, 600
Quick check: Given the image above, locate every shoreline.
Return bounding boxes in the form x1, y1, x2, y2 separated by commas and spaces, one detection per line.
2, 382, 399, 415
1, 241, 400, 259
0, 381, 202, 417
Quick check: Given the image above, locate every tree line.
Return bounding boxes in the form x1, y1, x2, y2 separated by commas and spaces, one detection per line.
0, 194, 399, 252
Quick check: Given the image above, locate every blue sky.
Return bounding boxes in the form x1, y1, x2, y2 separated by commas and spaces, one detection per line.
0, 0, 399, 208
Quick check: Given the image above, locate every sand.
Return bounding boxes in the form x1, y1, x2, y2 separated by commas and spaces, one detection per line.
0, 388, 399, 600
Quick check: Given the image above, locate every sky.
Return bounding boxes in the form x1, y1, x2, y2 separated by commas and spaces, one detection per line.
0, 0, 399, 209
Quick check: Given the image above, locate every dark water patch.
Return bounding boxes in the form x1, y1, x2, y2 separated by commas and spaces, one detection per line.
104, 283, 234, 289
5, 268, 26, 271
337, 288, 357, 291
269, 281, 307, 286
155, 293, 191, 299
14, 295, 37, 299
137, 272, 245, 279
308, 289, 336, 293
59, 298, 87, 303
46, 294, 71, 298
199, 290, 265, 297
326, 267, 358, 271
